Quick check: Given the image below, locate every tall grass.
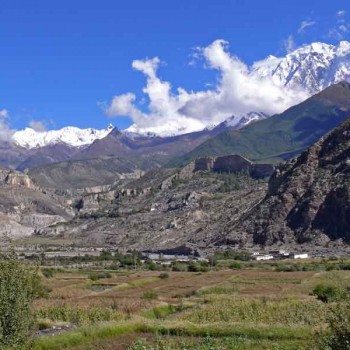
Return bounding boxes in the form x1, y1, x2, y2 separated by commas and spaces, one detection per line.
36, 305, 125, 325
180, 297, 327, 326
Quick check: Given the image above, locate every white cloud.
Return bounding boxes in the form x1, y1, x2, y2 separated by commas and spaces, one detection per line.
283, 35, 296, 53
328, 10, 350, 39
104, 40, 308, 137
0, 109, 8, 119
0, 109, 14, 142
29, 120, 47, 132
298, 20, 316, 33
339, 24, 349, 33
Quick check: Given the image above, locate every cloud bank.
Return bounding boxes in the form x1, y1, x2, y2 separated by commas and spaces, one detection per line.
105, 40, 308, 136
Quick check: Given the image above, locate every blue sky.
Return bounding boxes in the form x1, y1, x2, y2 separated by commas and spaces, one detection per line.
1, 0, 349, 131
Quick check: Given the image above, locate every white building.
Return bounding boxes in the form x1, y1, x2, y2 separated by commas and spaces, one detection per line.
255, 254, 274, 261
291, 253, 309, 259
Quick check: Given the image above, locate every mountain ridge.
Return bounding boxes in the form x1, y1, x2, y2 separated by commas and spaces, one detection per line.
171, 81, 350, 167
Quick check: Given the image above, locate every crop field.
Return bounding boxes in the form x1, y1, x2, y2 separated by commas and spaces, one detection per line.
33, 264, 350, 350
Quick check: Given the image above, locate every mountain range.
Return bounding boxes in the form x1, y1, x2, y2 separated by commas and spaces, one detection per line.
0, 41, 350, 171
172, 81, 350, 166
2, 40, 350, 252
30, 112, 350, 253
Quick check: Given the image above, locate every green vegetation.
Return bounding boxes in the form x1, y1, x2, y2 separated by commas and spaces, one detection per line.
312, 284, 347, 303
36, 305, 124, 325
0, 254, 41, 349
5, 252, 350, 349
213, 249, 252, 262
142, 291, 158, 300
318, 301, 350, 350
88, 271, 112, 281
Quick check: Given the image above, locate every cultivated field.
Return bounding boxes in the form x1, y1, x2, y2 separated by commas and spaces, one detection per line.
32, 260, 350, 350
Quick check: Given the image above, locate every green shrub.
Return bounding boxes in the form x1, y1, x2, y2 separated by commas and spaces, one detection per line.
88, 271, 112, 281
159, 272, 169, 279
147, 262, 157, 271
171, 263, 187, 272
187, 261, 200, 272
317, 301, 350, 349
229, 261, 242, 269
339, 262, 350, 271
312, 284, 347, 303
213, 249, 251, 262
142, 291, 158, 300
42, 268, 55, 278
0, 255, 41, 349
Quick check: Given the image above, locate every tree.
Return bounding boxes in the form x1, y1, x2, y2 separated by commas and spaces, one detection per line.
0, 254, 40, 349
318, 301, 350, 349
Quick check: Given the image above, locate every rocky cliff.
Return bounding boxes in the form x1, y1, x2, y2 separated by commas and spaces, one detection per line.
233, 116, 350, 246
0, 168, 74, 240
181, 155, 274, 179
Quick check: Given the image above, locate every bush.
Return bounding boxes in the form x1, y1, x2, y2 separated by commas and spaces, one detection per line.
213, 249, 251, 262
147, 262, 157, 271
0, 254, 41, 349
42, 268, 55, 278
318, 302, 350, 349
312, 284, 347, 303
229, 261, 242, 270
142, 291, 158, 300
171, 263, 187, 272
159, 272, 169, 279
187, 261, 200, 272
88, 271, 112, 281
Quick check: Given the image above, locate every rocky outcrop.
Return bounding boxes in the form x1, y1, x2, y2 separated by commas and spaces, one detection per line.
0, 169, 75, 238
181, 155, 274, 179
235, 116, 350, 245
5, 172, 36, 189
194, 157, 215, 172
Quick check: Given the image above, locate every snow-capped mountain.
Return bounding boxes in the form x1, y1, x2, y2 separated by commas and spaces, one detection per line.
125, 41, 350, 138
251, 41, 350, 94
10, 41, 350, 145
12, 124, 114, 149
222, 112, 269, 129
125, 112, 269, 138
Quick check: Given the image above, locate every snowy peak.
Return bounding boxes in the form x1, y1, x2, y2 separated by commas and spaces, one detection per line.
125, 41, 350, 138
12, 124, 114, 149
252, 41, 350, 94
221, 112, 268, 129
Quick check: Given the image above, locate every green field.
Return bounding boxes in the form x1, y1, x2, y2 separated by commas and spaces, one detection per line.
30, 259, 350, 350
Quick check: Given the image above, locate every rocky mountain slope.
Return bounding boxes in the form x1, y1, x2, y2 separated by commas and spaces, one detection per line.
27, 157, 143, 190
229, 114, 350, 247
0, 169, 74, 241
33, 155, 268, 251
10, 112, 350, 253
29, 113, 350, 252
172, 82, 350, 166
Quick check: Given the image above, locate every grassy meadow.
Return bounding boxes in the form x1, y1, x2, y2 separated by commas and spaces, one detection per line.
29, 257, 350, 350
